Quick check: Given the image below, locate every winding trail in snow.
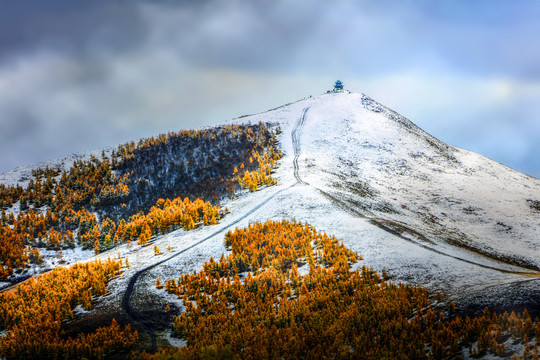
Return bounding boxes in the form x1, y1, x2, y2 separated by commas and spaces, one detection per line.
291, 106, 540, 279
122, 180, 293, 352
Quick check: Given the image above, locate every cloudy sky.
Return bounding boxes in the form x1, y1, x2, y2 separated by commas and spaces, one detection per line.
1, 0, 539, 178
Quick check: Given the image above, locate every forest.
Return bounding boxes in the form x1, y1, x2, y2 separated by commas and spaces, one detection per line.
0, 259, 138, 359
132, 220, 540, 360
0, 122, 281, 359
0, 122, 281, 280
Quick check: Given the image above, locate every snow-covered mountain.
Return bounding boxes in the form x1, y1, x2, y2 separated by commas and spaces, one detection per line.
2, 91, 540, 350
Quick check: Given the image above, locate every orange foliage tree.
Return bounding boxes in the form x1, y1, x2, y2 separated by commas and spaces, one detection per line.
140, 220, 540, 360
0, 259, 138, 359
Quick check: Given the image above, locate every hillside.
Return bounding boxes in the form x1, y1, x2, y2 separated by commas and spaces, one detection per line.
1, 91, 540, 359
0, 123, 281, 283
298, 93, 540, 270
219, 92, 540, 304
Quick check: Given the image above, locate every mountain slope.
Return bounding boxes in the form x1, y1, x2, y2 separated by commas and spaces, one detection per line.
2, 91, 540, 354
0, 123, 280, 283
292, 92, 540, 270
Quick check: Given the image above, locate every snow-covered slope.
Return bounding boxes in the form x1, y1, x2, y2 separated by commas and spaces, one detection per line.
3, 91, 538, 281
292, 92, 540, 270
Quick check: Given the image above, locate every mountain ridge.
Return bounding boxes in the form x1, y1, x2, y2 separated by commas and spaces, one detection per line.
2, 91, 539, 273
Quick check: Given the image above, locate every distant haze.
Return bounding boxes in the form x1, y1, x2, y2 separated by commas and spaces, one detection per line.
0, 0, 539, 178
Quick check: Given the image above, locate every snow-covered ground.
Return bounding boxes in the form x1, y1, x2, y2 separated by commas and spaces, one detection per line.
1, 246, 95, 290
2, 91, 540, 346
297, 93, 540, 270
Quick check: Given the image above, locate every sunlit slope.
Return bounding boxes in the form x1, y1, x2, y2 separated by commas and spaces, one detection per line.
295, 92, 540, 269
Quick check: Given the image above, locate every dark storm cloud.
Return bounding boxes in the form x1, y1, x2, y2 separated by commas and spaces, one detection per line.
0, 0, 148, 58
2, 0, 539, 79
2, 0, 540, 75
0, 0, 319, 70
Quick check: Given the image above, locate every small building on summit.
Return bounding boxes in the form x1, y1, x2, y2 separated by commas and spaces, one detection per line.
333, 80, 344, 92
